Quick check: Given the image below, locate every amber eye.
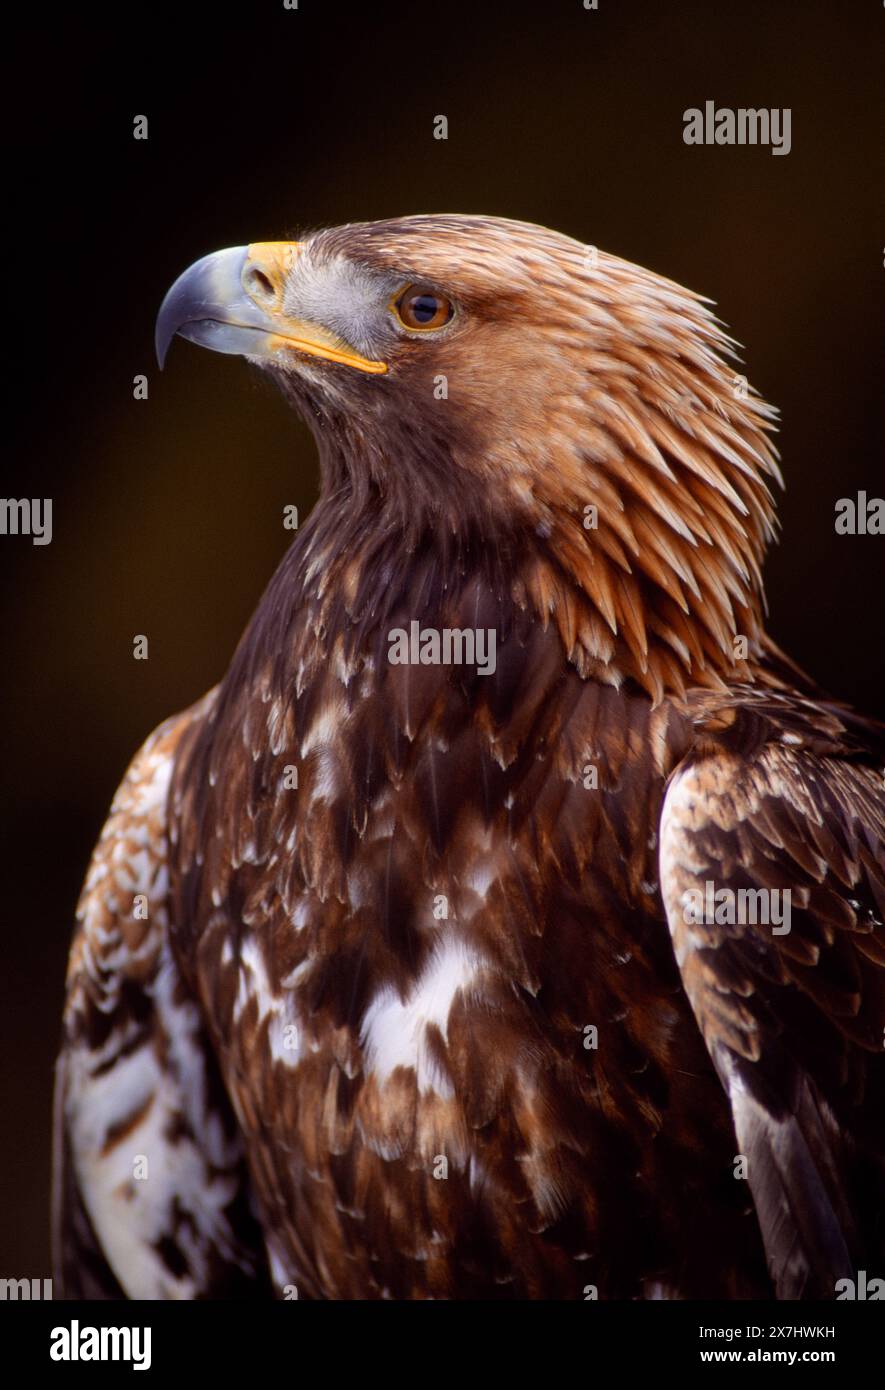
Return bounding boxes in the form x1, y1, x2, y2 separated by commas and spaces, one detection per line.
393, 285, 454, 331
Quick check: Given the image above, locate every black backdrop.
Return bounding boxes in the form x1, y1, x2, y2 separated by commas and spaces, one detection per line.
2, 0, 883, 1280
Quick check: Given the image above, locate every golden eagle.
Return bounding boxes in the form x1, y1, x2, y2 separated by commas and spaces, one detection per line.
54, 216, 885, 1300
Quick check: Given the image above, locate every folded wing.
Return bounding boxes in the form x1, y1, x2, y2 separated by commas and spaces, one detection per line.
53, 696, 271, 1299
659, 698, 885, 1298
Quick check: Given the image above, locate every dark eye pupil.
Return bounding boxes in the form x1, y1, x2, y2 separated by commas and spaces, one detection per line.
410, 295, 439, 323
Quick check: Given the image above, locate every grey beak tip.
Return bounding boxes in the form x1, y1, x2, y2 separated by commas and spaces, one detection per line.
155, 289, 180, 370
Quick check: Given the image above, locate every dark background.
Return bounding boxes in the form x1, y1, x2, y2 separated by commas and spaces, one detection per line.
2, 0, 883, 1278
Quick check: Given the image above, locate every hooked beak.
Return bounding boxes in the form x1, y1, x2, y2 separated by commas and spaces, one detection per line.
155, 242, 388, 374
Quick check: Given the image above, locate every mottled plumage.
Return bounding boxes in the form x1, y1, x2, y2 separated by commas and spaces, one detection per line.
55, 216, 884, 1299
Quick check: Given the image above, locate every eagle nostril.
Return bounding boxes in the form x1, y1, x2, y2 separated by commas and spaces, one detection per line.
243, 265, 277, 306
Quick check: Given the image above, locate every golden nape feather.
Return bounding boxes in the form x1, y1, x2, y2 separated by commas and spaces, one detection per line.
55, 215, 884, 1301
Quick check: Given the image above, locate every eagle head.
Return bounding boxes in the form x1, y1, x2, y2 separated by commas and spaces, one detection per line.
156, 214, 783, 701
